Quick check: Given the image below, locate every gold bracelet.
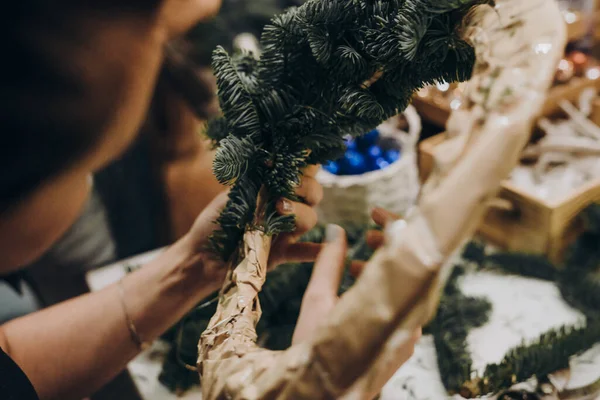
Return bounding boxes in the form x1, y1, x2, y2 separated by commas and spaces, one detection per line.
118, 279, 151, 351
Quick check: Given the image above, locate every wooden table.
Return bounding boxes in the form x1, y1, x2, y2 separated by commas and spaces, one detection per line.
87, 249, 600, 400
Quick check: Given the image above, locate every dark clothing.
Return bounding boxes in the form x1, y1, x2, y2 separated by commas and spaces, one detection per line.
0, 348, 39, 400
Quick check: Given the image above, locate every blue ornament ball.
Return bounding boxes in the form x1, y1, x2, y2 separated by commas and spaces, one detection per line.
367, 145, 383, 159
371, 157, 390, 171
341, 150, 367, 175
357, 129, 380, 150
344, 135, 357, 151
384, 149, 401, 164
323, 160, 341, 175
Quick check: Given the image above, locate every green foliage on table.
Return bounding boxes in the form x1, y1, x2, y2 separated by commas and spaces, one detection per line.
425, 265, 493, 393
435, 204, 600, 397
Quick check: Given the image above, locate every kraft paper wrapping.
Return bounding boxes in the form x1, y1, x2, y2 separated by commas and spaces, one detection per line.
197, 1, 567, 399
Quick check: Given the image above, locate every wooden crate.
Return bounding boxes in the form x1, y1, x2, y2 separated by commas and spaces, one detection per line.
413, 76, 600, 128
568, 9, 600, 41
412, 96, 450, 128
419, 133, 600, 263
543, 76, 600, 115
566, 11, 590, 43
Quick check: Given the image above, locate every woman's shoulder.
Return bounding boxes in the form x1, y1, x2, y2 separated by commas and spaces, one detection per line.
0, 347, 39, 400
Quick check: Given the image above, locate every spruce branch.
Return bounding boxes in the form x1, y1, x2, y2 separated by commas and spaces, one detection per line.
212, 48, 262, 138
480, 321, 600, 395
481, 252, 558, 281
207, 0, 488, 260
212, 135, 256, 185
437, 204, 600, 397
208, 175, 260, 260
395, 0, 431, 60
203, 117, 229, 145
426, 264, 492, 394
334, 45, 369, 76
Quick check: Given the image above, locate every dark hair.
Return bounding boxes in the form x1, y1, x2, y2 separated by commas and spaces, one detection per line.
162, 41, 218, 123
0, 2, 161, 211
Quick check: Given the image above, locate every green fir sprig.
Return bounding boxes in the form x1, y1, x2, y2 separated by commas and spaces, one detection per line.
433, 204, 600, 397
480, 321, 600, 395
425, 264, 492, 394
206, 0, 490, 261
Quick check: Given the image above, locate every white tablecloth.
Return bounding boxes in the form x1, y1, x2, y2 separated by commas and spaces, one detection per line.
86, 251, 600, 400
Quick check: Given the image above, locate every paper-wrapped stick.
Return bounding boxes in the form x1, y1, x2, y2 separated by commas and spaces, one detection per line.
197, 1, 566, 398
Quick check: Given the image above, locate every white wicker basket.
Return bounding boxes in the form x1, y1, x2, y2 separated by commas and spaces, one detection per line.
316, 105, 422, 225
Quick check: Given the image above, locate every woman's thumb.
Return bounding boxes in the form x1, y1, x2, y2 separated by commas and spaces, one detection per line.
292, 225, 347, 344
305, 225, 348, 297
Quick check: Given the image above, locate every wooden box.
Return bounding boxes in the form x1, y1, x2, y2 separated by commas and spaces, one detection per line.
414, 7, 600, 128
413, 76, 600, 128
566, 9, 600, 42
419, 133, 600, 263
565, 10, 592, 43
411, 95, 451, 128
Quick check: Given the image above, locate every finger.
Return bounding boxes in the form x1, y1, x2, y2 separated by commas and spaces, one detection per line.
349, 230, 385, 277
294, 176, 324, 206
302, 164, 321, 178
304, 225, 347, 295
371, 207, 401, 227
366, 230, 385, 250
396, 340, 417, 365
269, 201, 319, 268
292, 225, 347, 344
292, 294, 336, 345
276, 200, 318, 239
413, 327, 423, 342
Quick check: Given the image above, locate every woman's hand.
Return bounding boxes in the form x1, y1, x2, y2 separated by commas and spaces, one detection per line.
291, 223, 422, 367
182, 164, 324, 281
269, 164, 324, 268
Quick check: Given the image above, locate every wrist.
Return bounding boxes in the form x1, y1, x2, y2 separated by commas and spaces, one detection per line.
158, 235, 224, 300
121, 238, 224, 342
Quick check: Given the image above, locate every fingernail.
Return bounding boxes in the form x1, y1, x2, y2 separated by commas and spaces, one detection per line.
325, 224, 343, 243
279, 198, 294, 213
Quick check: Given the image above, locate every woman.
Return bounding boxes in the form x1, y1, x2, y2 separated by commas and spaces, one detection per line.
0, 1, 323, 398
0, 2, 419, 399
